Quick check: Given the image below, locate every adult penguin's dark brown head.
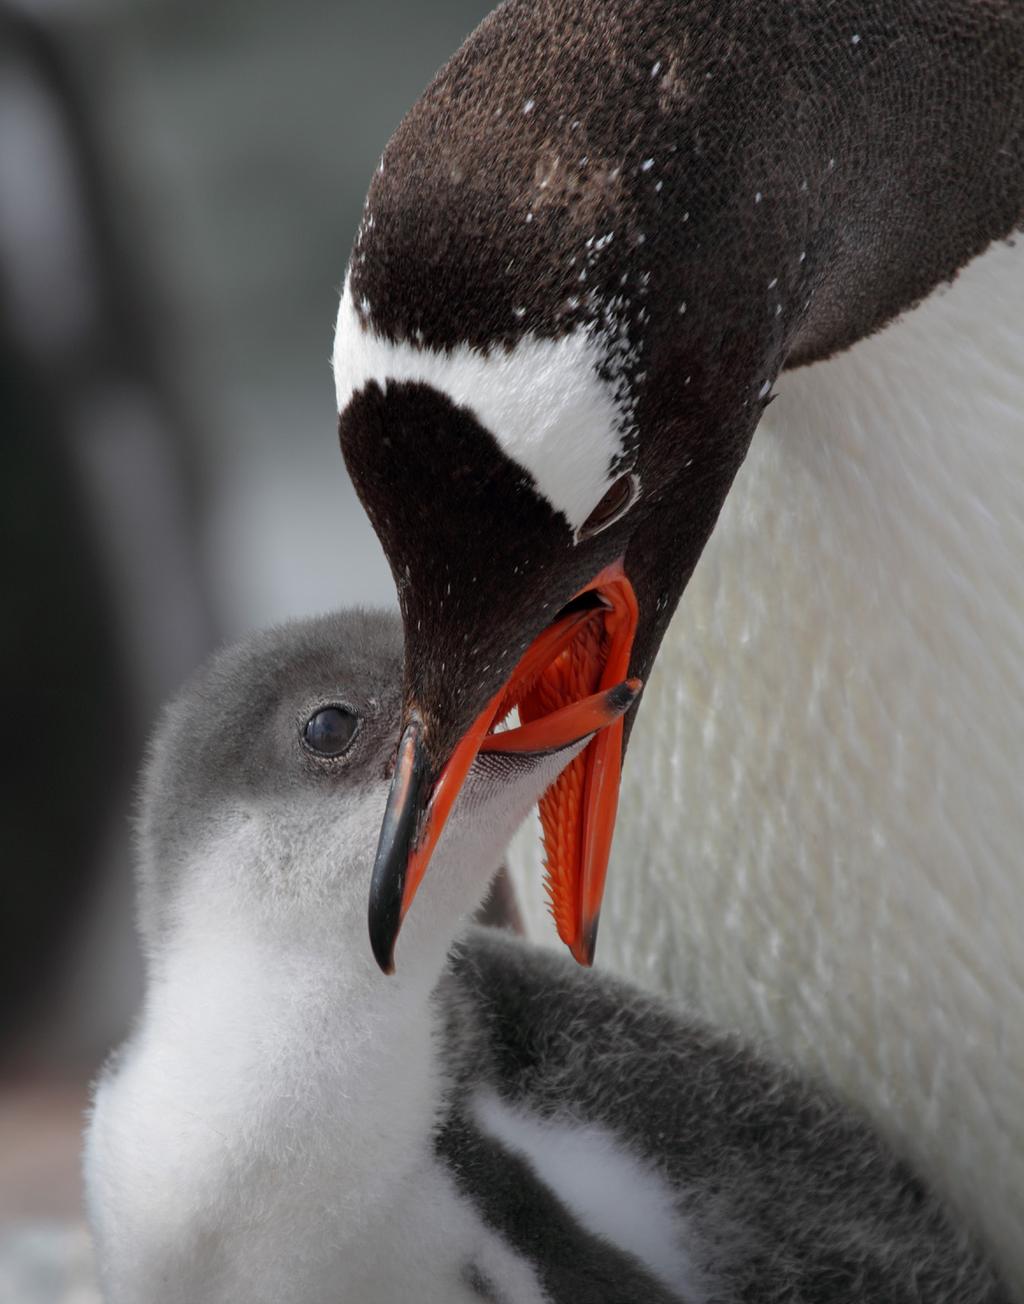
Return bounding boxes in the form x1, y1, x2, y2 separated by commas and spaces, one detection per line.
335, 0, 1024, 973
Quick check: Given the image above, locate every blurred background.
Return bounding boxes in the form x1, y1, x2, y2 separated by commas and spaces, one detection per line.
0, 0, 491, 1296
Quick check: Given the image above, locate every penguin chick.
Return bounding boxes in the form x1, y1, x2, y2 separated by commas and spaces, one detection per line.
83, 610, 1007, 1304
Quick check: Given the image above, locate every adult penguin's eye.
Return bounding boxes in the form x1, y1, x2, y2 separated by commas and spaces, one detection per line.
302, 706, 359, 757
576, 473, 638, 540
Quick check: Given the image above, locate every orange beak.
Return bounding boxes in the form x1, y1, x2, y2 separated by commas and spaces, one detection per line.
367, 560, 640, 973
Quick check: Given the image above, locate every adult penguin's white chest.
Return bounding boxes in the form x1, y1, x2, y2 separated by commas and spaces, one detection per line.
509, 236, 1024, 1284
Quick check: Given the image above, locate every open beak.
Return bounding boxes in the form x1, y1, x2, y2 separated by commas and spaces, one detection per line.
368, 560, 640, 974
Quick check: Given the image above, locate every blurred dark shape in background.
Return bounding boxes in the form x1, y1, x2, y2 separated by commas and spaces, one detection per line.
1, 0, 212, 1061
0, 0, 490, 1273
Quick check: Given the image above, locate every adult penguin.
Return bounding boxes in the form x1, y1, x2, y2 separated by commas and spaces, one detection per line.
332, 0, 1024, 1285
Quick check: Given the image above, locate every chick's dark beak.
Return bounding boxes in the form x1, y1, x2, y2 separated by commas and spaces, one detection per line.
367, 717, 429, 975
367, 561, 641, 975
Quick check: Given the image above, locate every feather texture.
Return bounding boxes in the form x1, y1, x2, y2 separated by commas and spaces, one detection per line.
510, 234, 1024, 1290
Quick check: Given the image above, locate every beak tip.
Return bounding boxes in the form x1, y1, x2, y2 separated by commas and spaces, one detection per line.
368, 909, 400, 975
370, 938, 397, 976
368, 859, 406, 973
572, 915, 601, 967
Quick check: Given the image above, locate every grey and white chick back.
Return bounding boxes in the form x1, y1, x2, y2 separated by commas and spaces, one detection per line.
440, 929, 1010, 1304
85, 611, 1008, 1304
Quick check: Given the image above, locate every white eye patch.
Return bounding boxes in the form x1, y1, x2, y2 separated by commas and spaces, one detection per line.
333, 279, 632, 534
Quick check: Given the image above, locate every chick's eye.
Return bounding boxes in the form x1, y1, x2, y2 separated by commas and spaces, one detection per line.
303, 706, 359, 757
